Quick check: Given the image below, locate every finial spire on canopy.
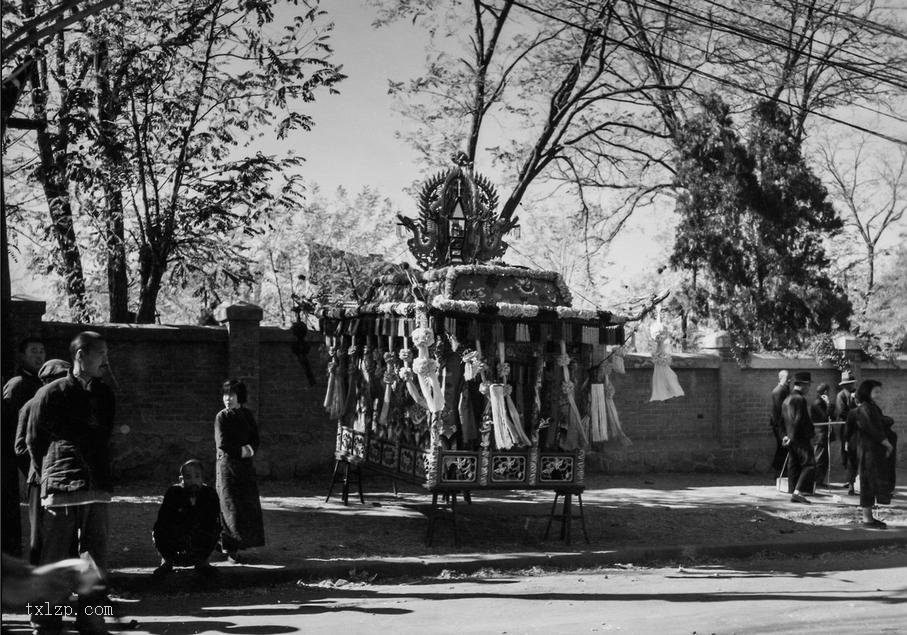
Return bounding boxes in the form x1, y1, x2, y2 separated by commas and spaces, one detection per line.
397, 155, 519, 269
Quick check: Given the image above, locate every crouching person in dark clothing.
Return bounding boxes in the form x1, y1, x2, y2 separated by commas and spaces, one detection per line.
152, 459, 220, 578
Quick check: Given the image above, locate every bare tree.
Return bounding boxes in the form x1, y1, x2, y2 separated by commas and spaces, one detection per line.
821, 136, 907, 306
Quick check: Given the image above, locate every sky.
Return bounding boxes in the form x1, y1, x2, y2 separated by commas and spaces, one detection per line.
269, 0, 675, 302
8, 0, 905, 313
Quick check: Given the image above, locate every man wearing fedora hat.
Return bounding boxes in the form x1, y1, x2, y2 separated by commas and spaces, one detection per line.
782, 371, 816, 504
835, 370, 858, 495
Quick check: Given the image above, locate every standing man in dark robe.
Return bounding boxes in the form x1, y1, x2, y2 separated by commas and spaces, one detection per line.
834, 370, 858, 495
810, 383, 832, 488
26, 331, 115, 635
14, 359, 71, 564
782, 371, 815, 504
2, 337, 46, 556
769, 370, 790, 473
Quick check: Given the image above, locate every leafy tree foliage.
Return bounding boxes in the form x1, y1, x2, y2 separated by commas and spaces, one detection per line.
3, 0, 344, 322
671, 96, 852, 358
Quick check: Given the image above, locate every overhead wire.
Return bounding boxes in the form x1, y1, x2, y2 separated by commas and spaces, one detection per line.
555, 0, 907, 125
632, 0, 907, 90
695, 0, 907, 74
507, 0, 907, 146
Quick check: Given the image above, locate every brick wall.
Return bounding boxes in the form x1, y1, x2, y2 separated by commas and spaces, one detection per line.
9, 298, 905, 479
593, 349, 907, 474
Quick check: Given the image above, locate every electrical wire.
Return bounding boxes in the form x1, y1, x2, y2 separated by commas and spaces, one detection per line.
507, 0, 907, 146
631, 0, 907, 90
695, 0, 907, 74
556, 0, 907, 125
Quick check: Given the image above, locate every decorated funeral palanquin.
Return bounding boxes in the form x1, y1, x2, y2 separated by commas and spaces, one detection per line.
316, 154, 626, 494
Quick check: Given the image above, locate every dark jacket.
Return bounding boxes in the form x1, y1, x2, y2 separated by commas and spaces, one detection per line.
770, 382, 790, 428
153, 483, 221, 559
836, 389, 857, 443
214, 407, 260, 461
15, 399, 39, 483
810, 396, 830, 424
854, 400, 893, 501
782, 390, 813, 442
834, 388, 855, 421
3, 370, 43, 476
810, 395, 831, 441
26, 372, 115, 497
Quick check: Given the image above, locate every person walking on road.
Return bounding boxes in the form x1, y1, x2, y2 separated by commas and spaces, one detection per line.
769, 370, 790, 473
854, 380, 895, 529
782, 372, 816, 504
214, 380, 265, 563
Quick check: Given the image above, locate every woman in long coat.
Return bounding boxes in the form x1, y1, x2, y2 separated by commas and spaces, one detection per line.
215, 380, 265, 561
854, 379, 895, 529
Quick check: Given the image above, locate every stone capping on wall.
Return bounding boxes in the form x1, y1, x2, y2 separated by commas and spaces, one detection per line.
40, 321, 228, 342
745, 352, 907, 370
621, 352, 721, 369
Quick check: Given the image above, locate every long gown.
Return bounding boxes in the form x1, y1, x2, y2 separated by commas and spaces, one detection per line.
215, 406, 265, 551
649, 324, 685, 402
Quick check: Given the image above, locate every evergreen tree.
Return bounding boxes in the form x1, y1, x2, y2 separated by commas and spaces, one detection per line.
671, 96, 851, 359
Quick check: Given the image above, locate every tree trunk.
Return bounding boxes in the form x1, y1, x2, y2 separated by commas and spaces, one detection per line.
96, 38, 130, 322
136, 243, 165, 323
25, 4, 90, 323
1, 166, 14, 380
29, 108, 91, 323
865, 243, 875, 308
103, 185, 129, 321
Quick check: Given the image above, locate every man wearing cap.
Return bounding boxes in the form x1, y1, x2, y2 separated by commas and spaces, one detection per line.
768, 370, 790, 473
782, 371, 816, 504
834, 370, 858, 495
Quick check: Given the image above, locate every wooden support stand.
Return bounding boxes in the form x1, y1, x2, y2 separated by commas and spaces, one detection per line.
325, 458, 365, 505
425, 490, 471, 546
544, 489, 589, 545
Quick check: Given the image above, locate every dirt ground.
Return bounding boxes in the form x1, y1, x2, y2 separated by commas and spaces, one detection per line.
73, 469, 905, 572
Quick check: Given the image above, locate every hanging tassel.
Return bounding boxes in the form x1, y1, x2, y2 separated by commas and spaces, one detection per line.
378, 346, 396, 425
397, 348, 426, 409
557, 340, 587, 450
515, 323, 530, 342
411, 327, 445, 413
589, 383, 609, 442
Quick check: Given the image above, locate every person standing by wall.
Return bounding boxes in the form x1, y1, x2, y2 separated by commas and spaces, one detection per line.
782, 372, 816, 504
26, 331, 115, 635
2, 337, 46, 556
769, 370, 790, 473
14, 359, 72, 565
835, 371, 858, 495
810, 383, 832, 488
853, 379, 895, 529
215, 380, 265, 563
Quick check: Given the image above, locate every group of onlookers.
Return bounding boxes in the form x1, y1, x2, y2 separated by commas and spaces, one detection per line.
1, 333, 265, 633
770, 369, 898, 528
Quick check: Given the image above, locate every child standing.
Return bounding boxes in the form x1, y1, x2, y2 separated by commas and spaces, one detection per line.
152, 459, 220, 577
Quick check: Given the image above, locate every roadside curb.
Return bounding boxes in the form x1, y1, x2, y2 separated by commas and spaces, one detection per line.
108, 529, 907, 594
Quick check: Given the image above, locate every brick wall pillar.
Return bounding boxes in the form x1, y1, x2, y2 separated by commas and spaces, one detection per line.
701, 331, 738, 452
9, 294, 47, 349
834, 335, 863, 383
215, 301, 263, 418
